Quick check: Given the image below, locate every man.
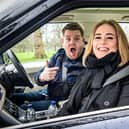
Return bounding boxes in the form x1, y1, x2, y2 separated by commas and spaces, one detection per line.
10, 22, 86, 111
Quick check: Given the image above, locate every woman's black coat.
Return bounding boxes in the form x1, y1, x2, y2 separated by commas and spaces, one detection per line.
58, 53, 129, 116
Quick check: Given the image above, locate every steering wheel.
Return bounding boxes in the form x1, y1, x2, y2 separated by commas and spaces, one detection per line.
6, 49, 33, 88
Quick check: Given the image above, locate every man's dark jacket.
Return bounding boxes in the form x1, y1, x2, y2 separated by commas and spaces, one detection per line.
58, 52, 129, 116
34, 48, 85, 101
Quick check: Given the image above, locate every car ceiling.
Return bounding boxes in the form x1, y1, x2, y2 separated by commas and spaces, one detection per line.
52, 8, 129, 23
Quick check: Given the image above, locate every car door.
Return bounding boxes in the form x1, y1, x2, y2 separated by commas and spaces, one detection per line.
1, 0, 129, 129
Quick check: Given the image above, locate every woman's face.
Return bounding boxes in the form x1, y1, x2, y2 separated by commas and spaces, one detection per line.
93, 24, 118, 59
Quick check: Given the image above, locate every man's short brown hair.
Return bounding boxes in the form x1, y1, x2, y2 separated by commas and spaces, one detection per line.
62, 22, 84, 37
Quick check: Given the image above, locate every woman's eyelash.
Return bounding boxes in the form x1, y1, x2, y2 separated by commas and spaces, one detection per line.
94, 37, 114, 39
95, 36, 101, 39
107, 37, 113, 39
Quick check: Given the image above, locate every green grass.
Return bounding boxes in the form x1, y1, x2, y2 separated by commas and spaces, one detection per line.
15, 51, 56, 63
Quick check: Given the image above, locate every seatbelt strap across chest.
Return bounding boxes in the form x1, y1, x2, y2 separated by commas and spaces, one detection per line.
62, 62, 67, 82
103, 65, 129, 87
86, 65, 129, 111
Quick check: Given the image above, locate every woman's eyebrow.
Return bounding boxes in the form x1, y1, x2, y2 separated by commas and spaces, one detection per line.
95, 33, 116, 36
106, 33, 116, 36
95, 33, 101, 35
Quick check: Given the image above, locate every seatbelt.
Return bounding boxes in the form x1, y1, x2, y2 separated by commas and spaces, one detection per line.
86, 65, 129, 111
62, 62, 67, 82
62, 62, 71, 99
103, 65, 129, 87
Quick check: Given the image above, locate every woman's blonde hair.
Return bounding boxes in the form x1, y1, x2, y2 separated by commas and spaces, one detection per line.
83, 19, 129, 66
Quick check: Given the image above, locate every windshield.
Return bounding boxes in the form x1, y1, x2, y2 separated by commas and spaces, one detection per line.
0, 0, 17, 12
0, 0, 43, 19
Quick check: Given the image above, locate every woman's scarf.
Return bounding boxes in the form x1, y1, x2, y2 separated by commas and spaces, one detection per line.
85, 52, 121, 89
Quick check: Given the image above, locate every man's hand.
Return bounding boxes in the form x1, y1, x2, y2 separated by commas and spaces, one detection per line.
39, 60, 59, 81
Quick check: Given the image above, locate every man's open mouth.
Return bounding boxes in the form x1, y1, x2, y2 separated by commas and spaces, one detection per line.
71, 48, 76, 53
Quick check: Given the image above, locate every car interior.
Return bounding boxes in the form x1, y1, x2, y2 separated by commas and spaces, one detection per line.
1, 1, 129, 128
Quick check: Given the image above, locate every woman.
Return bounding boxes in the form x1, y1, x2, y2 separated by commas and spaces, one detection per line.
58, 19, 129, 116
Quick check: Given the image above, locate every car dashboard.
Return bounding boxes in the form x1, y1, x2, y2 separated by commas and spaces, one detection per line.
0, 83, 20, 127
0, 83, 53, 128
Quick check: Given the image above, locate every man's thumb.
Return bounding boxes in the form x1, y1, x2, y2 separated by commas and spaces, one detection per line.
45, 60, 49, 67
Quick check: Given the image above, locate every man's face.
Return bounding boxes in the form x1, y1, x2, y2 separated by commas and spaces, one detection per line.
62, 30, 85, 60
